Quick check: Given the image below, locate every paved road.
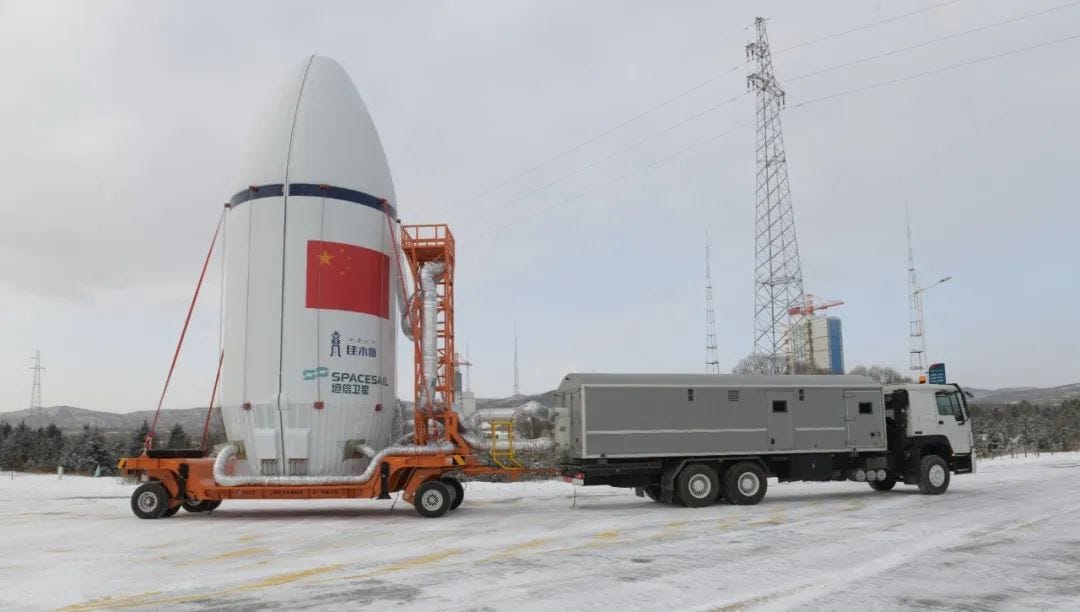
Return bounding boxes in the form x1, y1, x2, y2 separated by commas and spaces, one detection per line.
1, 453, 1077, 611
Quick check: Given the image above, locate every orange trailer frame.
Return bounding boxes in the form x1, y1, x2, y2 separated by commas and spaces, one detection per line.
118, 223, 540, 518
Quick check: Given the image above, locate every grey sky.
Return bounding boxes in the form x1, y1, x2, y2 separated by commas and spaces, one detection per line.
1, 1, 1077, 413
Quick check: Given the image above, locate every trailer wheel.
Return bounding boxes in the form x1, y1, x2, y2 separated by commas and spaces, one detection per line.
207, 500, 222, 512
441, 477, 465, 511
677, 464, 720, 507
869, 477, 897, 492
414, 480, 453, 518
724, 462, 767, 505
182, 499, 215, 513
131, 483, 169, 519
917, 455, 950, 495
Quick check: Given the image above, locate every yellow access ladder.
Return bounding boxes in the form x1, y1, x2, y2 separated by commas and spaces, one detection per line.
488, 420, 523, 469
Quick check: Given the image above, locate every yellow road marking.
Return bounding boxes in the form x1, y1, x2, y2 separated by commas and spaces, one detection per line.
206, 547, 270, 561
481, 538, 551, 563
58, 563, 344, 611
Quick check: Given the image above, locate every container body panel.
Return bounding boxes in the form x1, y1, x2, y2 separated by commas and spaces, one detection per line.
561, 374, 885, 460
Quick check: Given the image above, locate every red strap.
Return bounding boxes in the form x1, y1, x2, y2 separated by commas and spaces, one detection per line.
146, 213, 224, 451
200, 350, 225, 452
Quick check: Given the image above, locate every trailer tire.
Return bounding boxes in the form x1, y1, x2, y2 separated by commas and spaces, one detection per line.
131, 483, 169, 519
676, 464, 720, 507
441, 477, 465, 511
917, 454, 950, 495
182, 499, 215, 513
207, 500, 222, 512
414, 480, 453, 518
724, 462, 767, 505
869, 477, 897, 492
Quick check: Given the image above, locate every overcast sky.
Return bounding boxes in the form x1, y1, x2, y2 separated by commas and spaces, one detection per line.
1, 0, 1078, 414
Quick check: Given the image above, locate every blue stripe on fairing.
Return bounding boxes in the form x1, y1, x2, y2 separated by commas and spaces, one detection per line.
227, 183, 397, 218
229, 184, 284, 205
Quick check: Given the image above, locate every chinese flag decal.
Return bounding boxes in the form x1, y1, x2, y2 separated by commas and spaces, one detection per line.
306, 240, 390, 318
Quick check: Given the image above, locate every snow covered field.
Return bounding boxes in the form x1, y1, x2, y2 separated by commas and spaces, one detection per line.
1, 453, 1078, 611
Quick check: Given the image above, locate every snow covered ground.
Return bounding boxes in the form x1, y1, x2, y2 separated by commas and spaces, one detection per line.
2, 453, 1078, 611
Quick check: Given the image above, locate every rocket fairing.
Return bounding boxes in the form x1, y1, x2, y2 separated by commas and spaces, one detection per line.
219, 56, 399, 477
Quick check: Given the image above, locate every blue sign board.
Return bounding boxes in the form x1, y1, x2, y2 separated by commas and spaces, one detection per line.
927, 363, 946, 384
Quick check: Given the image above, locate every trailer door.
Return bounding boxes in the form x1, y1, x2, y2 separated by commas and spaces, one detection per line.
845, 390, 884, 449
766, 390, 796, 450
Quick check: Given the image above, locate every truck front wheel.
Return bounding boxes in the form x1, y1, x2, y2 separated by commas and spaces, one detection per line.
676, 464, 720, 507
724, 462, 767, 505
917, 455, 950, 495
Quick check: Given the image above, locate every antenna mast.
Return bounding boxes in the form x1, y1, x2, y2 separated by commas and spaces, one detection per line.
512, 323, 520, 397
747, 17, 806, 373
705, 232, 720, 374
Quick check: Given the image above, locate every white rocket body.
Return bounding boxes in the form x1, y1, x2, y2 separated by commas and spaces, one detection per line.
219, 56, 398, 477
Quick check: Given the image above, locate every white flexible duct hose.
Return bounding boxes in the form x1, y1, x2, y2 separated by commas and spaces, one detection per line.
212, 442, 454, 486
464, 401, 553, 430
419, 262, 445, 405
461, 432, 554, 453
400, 291, 416, 341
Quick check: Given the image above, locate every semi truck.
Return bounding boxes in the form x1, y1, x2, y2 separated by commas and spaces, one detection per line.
553, 374, 974, 506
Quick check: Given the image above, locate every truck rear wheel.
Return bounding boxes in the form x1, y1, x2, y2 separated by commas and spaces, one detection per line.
643, 484, 662, 502
414, 480, 453, 518
724, 462, 767, 505
917, 455, 950, 495
869, 477, 897, 492
677, 464, 720, 507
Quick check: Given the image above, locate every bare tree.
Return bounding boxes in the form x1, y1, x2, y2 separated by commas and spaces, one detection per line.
848, 365, 912, 384
732, 353, 801, 375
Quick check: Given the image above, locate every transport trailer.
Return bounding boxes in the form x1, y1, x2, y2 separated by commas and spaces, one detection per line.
118, 413, 531, 519
553, 373, 974, 506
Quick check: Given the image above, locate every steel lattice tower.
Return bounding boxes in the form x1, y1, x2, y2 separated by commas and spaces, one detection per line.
907, 209, 926, 372
747, 17, 806, 372
29, 350, 44, 422
704, 232, 720, 374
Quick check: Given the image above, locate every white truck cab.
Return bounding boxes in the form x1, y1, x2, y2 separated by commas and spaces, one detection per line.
884, 383, 976, 478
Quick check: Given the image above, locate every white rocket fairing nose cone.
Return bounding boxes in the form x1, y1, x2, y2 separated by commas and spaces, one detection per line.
219, 56, 400, 478
242, 55, 397, 205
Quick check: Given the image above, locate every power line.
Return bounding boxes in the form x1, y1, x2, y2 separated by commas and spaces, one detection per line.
458, 90, 749, 227
790, 33, 1080, 110
787, 0, 1080, 83
466, 120, 752, 240
465, 30, 1079, 241
775, 0, 967, 54
449, 1, 968, 213
456, 60, 749, 210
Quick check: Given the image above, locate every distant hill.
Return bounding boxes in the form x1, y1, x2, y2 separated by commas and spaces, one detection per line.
967, 382, 1080, 405
0, 405, 216, 434
0, 391, 558, 434
8, 382, 1073, 432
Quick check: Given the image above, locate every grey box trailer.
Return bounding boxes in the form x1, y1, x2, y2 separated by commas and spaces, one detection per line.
552, 373, 974, 507
555, 373, 886, 459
